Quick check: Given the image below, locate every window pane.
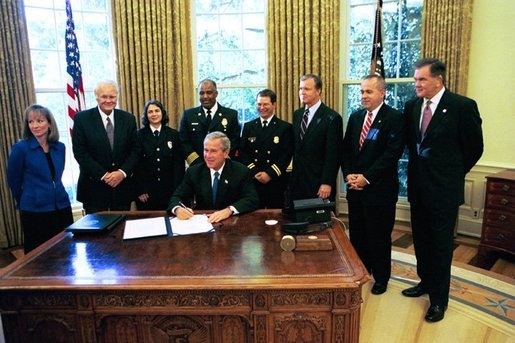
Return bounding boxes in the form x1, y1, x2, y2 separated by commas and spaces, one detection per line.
242, 14, 265, 49
25, 8, 57, 49
401, 0, 423, 40
197, 51, 221, 82
197, 15, 220, 50
383, 42, 398, 78
220, 51, 242, 84
242, 50, 266, 84
82, 0, 107, 11
348, 44, 370, 79
82, 52, 114, 88
31, 51, 62, 88
242, 0, 264, 12
82, 13, 110, 50
399, 41, 420, 77
383, 2, 399, 41
219, 14, 242, 49
349, 4, 373, 44
220, 0, 241, 13
196, 0, 218, 13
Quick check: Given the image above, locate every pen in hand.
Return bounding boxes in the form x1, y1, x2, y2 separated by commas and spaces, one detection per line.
177, 202, 194, 220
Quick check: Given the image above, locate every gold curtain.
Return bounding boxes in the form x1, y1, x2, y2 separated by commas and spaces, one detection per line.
267, 0, 340, 122
111, 1, 195, 128
421, 0, 474, 94
0, 0, 36, 247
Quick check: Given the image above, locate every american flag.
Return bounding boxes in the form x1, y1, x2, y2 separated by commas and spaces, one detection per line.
65, 0, 86, 133
370, 0, 385, 78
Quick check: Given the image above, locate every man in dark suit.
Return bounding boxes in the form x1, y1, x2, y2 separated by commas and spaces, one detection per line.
72, 80, 140, 214
341, 75, 406, 295
239, 89, 293, 208
168, 132, 259, 223
291, 73, 343, 201
179, 79, 240, 166
402, 58, 483, 322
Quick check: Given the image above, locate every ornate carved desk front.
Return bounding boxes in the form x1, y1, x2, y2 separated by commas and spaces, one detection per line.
0, 210, 369, 342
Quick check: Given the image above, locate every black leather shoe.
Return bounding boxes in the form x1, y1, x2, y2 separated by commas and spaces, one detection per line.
424, 305, 446, 322
371, 282, 388, 295
402, 285, 428, 297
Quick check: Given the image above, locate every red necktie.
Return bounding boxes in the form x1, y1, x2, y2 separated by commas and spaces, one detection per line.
359, 111, 373, 149
420, 100, 432, 136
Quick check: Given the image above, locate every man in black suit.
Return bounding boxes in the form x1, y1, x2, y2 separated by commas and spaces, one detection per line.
402, 58, 483, 322
291, 74, 343, 201
341, 75, 406, 295
179, 79, 240, 166
72, 80, 140, 213
239, 89, 293, 208
168, 132, 259, 223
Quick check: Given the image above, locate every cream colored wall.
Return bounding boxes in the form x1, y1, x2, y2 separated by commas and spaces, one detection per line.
468, 0, 515, 169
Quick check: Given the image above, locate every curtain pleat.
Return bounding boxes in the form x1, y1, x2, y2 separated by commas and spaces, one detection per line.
0, 0, 36, 247
111, 0, 194, 128
421, 0, 474, 94
267, 0, 340, 122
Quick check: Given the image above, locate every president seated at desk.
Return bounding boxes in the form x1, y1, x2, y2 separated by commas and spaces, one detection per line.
168, 131, 259, 223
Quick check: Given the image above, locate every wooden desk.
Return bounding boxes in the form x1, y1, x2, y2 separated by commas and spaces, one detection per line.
0, 210, 369, 342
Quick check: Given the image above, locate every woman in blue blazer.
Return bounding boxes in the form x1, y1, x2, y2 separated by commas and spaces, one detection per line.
7, 105, 73, 253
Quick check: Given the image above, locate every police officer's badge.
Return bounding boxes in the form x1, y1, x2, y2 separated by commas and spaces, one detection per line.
274, 136, 279, 144
168, 141, 173, 149
221, 118, 228, 127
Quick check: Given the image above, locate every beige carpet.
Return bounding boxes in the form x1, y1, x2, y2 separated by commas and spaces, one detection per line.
359, 250, 515, 343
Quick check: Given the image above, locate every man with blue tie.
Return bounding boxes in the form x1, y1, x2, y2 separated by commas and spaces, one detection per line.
168, 132, 259, 223
402, 58, 483, 322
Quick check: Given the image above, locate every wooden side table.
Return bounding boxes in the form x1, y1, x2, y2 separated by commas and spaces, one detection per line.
478, 170, 515, 264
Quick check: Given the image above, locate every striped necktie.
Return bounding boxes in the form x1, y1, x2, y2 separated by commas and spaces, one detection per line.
359, 111, 373, 149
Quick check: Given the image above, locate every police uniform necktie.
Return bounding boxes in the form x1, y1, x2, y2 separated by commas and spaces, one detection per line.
206, 109, 212, 127
212, 171, 219, 205
300, 108, 309, 139
262, 120, 268, 128
359, 111, 373, 149
106, 116, 114, 149
420, 100, 432, 136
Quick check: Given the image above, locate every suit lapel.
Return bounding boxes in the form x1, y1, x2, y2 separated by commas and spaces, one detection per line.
360, 106, 386, 152
423, 91, 450, 140
412, 98, 423, 142
215, 160, 232, 208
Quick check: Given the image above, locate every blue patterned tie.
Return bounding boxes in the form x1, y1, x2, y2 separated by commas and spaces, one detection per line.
212, 171, 219, 205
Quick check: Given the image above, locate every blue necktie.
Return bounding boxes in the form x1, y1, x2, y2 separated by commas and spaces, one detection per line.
212, 171, 219, 205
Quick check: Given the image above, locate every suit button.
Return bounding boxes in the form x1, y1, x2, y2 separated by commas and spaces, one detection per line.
255, 159, 258, 162
157, 168, 160, 171
157, 158, 160, 162
111, 163, 115, 167
157, 178, 161, 181
255, 150, 258, 153
267, 160, 270, 163
156, 148, 160, 151
267, 151, 271, 154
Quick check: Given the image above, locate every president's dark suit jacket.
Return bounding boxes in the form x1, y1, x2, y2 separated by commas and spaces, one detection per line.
341, 104, 406, 205
291, 103, 343, 200
168, 159, 259, 214
134, 126, 185, 210
405, 90, 483, 209
179, 104, 240, 165
72, 107, 140, 207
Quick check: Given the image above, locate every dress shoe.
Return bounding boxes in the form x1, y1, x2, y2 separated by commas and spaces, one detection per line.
401, 285, 428, 297
371, 282, 388, 295
424, 305, 446, 322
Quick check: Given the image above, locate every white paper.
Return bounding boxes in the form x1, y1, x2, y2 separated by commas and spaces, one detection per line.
170, 214, 214, 236
123, 217, 168, 240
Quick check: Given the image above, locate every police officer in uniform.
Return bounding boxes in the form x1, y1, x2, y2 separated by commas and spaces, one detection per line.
239, 89, 293, 208
135, 100, 184, 210
179, 79, 240, 166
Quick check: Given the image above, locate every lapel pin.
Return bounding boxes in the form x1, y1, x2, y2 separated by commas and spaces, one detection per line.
198, 112, 202, 116
167, 141, 173, 149
224, 179, 228, 184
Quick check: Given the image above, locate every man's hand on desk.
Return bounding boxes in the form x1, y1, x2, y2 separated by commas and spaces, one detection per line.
175, 206, 194, 220
208, 207, 233, 223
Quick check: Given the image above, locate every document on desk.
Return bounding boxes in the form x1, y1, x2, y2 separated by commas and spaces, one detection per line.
123, 217, 169, 240
169, 214, 214, 236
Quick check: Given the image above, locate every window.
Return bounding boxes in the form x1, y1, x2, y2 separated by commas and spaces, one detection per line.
343, 0, 422, 197
24, 0, 117, 205
194, 0, 267, 123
